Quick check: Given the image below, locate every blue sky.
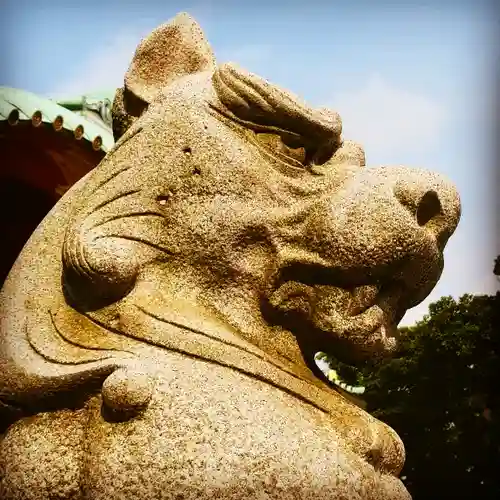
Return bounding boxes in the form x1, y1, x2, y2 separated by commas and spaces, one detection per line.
1, 0, 498, 325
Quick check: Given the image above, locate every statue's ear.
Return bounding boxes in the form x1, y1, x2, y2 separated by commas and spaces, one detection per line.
125, 12, 216, 103
111, 12, 215, 141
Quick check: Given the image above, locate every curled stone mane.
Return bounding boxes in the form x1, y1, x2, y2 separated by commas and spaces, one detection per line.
212, 63, 342, 146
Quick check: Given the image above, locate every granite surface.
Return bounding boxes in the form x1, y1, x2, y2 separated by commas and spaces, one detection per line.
0, 12, 460, 499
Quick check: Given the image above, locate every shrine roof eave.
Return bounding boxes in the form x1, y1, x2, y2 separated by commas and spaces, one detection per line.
0, 86, 115, 153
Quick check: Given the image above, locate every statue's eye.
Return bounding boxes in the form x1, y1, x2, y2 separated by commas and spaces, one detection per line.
253, 132, 335, 170
207, 101, 336, 169
254, 132, 308, 169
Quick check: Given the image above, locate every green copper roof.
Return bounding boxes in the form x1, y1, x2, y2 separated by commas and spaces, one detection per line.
55, 89, 116, 110
0, 86, 115, 153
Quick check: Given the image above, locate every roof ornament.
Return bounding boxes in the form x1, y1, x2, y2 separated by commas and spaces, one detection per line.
92, 135, 103, 151
31, 110, 42, 127
7, 109, 19, 126
53, 115, 64, 131
82, 95, 113, 127
74, 124, 84, 140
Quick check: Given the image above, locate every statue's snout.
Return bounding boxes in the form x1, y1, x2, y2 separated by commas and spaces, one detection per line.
391, 167, 461, 250
308, 165, 460, 301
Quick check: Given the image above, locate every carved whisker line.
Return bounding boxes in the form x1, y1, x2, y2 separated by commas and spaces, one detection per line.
26, 320, 114, 366
135, 303, 265, 357
207, 102, 300, 139
92, 189, 142, 213
75, 238, 99, 280
62, 233, 97, 289
90, 165, 133, 197
64, 229, 98, 282
49, 310, 135, 356
134, 304, 314, 387
94, 234, 175, 255
87, 125, 144, 197
92, 211, 167, 230
111, 124, 144, 153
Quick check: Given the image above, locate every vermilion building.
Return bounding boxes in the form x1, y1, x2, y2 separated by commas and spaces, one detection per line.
0, 87, 115, 284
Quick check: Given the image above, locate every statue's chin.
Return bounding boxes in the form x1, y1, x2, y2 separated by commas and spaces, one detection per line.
312, 307, 400, 360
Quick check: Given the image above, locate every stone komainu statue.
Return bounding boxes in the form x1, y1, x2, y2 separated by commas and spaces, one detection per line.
0, 12, 460, 500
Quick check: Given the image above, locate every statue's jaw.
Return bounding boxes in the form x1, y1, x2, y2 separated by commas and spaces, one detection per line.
266, 275, 409, 368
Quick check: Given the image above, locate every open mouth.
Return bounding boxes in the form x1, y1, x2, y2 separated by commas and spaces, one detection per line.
312, 284, 403, 358
314, 351, 367, 396
266, 268, 408, 385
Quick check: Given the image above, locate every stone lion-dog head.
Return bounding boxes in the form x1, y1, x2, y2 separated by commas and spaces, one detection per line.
0, 12, 460, 500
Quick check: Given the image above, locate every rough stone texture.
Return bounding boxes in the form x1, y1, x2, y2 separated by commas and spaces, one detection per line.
0, 12, 461, 500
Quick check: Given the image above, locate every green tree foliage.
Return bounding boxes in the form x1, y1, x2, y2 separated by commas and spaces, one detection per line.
494, 255, 500, 277
358, 283, 499, 498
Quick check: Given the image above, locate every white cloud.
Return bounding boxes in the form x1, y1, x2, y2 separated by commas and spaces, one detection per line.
217, 44, 272, 68
48, 28, 272, 100
328, 74, 447, 160
48, 31, 144, 98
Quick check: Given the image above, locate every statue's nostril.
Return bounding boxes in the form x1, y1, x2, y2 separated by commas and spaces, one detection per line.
416, 190, 441, 226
